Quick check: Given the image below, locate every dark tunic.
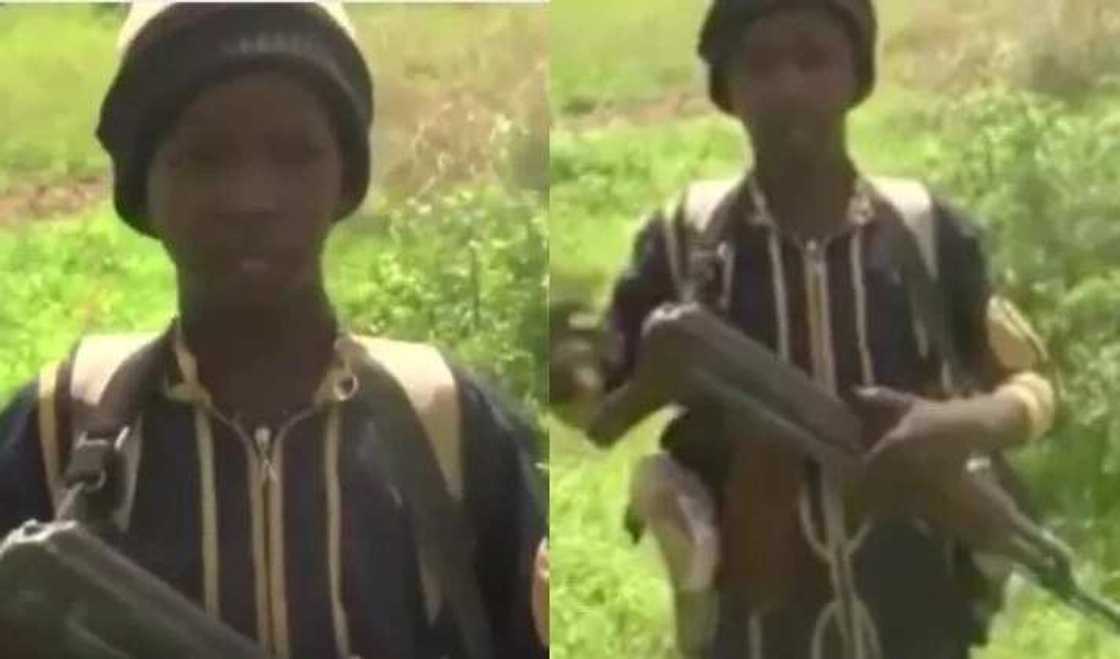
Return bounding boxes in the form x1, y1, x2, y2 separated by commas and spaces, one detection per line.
0, 328, 546, 659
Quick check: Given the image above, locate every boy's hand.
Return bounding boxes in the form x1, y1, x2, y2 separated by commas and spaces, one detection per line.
532, 539, 549, 644
853, 387, 977, 483
850, 386, 1030, 509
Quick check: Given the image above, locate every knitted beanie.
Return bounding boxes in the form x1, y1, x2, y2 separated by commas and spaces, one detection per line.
97, 2, 374, 235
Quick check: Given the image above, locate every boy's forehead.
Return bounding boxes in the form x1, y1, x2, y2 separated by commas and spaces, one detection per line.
741, 5, 848, 41
169, 75, 334, 135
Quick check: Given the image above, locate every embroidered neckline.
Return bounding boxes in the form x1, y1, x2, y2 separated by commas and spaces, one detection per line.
163, 320, 360, 424
743, 172, 876, 244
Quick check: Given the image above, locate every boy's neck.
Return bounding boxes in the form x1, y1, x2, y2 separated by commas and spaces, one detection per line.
753, 141, 857, 244
178, 284, 340, 422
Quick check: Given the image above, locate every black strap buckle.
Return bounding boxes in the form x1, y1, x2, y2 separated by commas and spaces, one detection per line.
57, 427, 130, 525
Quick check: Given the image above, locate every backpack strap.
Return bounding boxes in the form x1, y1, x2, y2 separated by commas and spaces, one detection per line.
68, 333, 165, 432
40, 333, 165, 531
352, 338, 464, 502
35, 360, 65, 513
663, 177, 742, 305
869, 177, 939, 277
344, 337, 494, 659
868, 177, 973, 392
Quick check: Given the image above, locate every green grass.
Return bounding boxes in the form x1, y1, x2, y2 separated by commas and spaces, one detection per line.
0, 6, 118, 190
0, 205, 173, 394
551, 0, 705, 115
550, 415, 676, 659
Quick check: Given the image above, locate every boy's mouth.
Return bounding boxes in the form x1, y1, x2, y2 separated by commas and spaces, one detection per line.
236, 256, 273, 275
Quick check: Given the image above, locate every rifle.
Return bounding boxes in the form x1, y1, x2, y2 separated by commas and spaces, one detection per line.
590, 302, 1120, 634
0, 520, 271, 659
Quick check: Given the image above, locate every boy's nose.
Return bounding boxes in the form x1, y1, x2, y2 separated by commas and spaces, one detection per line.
219, 159, 283, 218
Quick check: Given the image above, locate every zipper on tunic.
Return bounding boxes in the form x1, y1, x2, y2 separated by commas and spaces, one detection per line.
199, 403, 319, 655
254, 425, 274, 485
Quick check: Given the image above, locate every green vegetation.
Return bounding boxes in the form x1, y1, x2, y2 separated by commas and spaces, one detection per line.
0, 6, 117, 191
551, 0, 704, 116
552, 1, 1120, 657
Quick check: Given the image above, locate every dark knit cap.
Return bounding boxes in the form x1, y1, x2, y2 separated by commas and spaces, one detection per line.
97, 2, 374, 236
698, 0, 877, 114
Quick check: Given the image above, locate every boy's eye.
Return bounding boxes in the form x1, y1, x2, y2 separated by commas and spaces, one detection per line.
740, 44, 780, 77
794, 38, 832, 72
169, 140, 229, 169
164, 135, 328, 172
270, 136, 328, 167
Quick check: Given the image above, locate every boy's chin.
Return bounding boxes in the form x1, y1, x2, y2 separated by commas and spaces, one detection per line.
198, 273, 307, 312
753, 127, 832, 166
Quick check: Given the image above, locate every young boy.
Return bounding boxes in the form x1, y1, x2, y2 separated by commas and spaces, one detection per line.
0, 4, 546, 658
554, 1, 1055, 657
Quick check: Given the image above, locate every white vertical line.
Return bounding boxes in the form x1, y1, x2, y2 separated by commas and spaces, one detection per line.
325, 407, 352, 657
851, 235, 875, 386
768, 231, 790, 362
195, 406, 221, 619
749, 613, 764, 659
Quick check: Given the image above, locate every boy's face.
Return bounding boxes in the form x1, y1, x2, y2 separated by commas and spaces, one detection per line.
722, 8, 857, 161
147, 72, 344, 309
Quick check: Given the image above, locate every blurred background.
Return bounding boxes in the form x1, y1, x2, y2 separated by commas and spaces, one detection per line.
550, 1, 1120, 657
0, 4, 549, 415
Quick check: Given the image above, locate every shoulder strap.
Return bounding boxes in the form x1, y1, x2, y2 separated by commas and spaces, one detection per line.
68, 333, 165, 431
682, 178, 741, 243
663, 177, 742, 303
35, 360, 65, 512
41, 333, 165, 530
869, 177, 972, 392
353, 338, 464, 502
346, 338, 494, 659
869, 177, 939, 277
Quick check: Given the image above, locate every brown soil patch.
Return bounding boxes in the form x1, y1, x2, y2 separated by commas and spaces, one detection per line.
558, 87, 712, 132
0, 176, 109, 225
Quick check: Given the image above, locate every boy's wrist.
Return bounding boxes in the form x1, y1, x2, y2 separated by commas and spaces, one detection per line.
957, 392, 1032, 453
